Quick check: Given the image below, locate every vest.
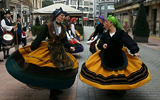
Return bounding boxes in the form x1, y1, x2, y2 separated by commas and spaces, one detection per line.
46, 22, 66, 43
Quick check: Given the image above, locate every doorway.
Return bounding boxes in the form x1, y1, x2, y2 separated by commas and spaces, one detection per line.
153, 9, 157, 35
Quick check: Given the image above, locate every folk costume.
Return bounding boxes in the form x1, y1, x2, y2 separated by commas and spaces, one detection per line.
1, 9, 14, 59
80, 15, 151, 91
5, 8, 78, 100
21, 27, 27, 46
15, 14, 22, 50
89, 15, 105, 54
63, 12, 83, 53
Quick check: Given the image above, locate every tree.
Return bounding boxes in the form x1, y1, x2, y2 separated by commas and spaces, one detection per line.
133, 3, 150, 42
42, 0, 53, 8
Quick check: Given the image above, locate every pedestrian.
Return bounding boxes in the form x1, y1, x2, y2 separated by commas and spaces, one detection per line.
21, 27, 28, 46
5, 7, 78, 100
1, 8, 17, 59
15, 14, 22, 50
79, 15, 151, 97
123, 21, 130, 34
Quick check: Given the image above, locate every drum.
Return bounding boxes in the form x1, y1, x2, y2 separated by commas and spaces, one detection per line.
2, 33, 14, 45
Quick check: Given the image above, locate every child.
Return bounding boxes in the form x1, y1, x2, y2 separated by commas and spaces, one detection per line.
21, 27, 28, 46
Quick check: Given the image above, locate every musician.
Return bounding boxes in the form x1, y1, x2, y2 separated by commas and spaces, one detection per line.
15, 14, 22, 50
1, 9, 17, 59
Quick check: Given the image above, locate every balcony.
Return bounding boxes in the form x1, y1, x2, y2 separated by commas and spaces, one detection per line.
114, 0, 145, 9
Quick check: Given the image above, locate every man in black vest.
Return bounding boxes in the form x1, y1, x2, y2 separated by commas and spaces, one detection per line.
1, 9, 17, 59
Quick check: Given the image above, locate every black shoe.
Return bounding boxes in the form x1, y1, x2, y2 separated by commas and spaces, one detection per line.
4, 56, 7, 59
53, 90, 63, 95
115, 90, 126, 98
7, 55, 10, 57
0, 59, 3, 62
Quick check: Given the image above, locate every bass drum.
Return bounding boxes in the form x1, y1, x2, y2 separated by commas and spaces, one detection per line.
2, 33, 14, 45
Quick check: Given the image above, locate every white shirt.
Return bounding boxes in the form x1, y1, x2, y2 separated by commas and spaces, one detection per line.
109, 32, 116, 37
70, 24, 76, 35
66, 30, 74, 40
1, 18, 13, 32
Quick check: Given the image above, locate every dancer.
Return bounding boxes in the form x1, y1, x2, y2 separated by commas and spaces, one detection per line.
79, 15, 151, 97
6, 8, 78, 100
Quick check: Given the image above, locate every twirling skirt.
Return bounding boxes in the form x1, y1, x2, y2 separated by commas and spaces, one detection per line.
6, 42, 79, 89
80, 47, 151, 90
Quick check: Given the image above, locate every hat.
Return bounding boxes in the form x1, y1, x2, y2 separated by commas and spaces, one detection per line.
52, 7, 65, 20
17, 14, 21, 19
64, 11, 69, 17
98, 15, 105, 20
4, 9, 11, 15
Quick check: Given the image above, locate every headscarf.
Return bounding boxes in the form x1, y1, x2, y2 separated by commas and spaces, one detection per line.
98, 15, 105, 20
52, 7, 65, 20
64, 11, 69, 17
70, 17, 77, 23
107, 15, 122, 30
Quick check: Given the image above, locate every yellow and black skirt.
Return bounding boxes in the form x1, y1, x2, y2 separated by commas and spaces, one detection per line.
80, 47, 151, 90
6, 42, 78, 89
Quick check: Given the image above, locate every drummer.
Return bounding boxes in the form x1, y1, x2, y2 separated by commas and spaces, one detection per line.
1, 9, 17, 59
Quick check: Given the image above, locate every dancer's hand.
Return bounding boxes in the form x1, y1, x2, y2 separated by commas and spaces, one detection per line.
91, 37, 94, 40
28, 48, 32, 53
70, 47, 75, 52
134, 53, 140, 58
103, 44, 107, 49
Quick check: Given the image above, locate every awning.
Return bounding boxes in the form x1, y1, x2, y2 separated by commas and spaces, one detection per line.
83, 18, 89, 21
131, 10, 138, 16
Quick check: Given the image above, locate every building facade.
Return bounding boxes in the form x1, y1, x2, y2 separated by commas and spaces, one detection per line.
113, 0, 160, 37
99, 0, 115, 19
53, 0, 94, 26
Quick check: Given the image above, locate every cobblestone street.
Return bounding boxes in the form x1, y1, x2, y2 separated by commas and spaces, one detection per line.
0, 27, 160, 100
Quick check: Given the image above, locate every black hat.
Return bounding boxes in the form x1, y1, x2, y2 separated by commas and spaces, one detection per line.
17, 14, 21, 19
64, 11, 69, 17
4, 9, 11, 15
52, 7, 65, 20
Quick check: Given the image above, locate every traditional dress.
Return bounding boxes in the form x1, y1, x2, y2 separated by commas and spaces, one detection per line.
80, 15, 151, 90
6, 21, 79, 89
1, 10, 14, 59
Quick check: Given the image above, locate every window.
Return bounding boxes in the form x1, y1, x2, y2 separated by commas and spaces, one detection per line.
71, 6, 76, 9
96, 5, 99, 10
96, 12, 99, 15
108, 5, 114, 10
84, 14, 87, 17
89, 14, 93, 18
84, 7, 89, 12
84, 1, 89, 6
90, 2, 93, 5
79, 7, 83, 11
90, 8, 93, 11
101, 5, 105, 10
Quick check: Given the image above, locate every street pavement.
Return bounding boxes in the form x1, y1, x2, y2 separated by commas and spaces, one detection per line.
0, 27, 160, 100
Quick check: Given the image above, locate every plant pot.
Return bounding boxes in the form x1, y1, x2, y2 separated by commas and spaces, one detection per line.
133, 35, 148, 43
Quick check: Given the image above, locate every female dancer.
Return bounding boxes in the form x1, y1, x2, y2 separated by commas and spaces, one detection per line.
80, 15, 151, 97
89, 15, 105, 54
6, 8, 78, 100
